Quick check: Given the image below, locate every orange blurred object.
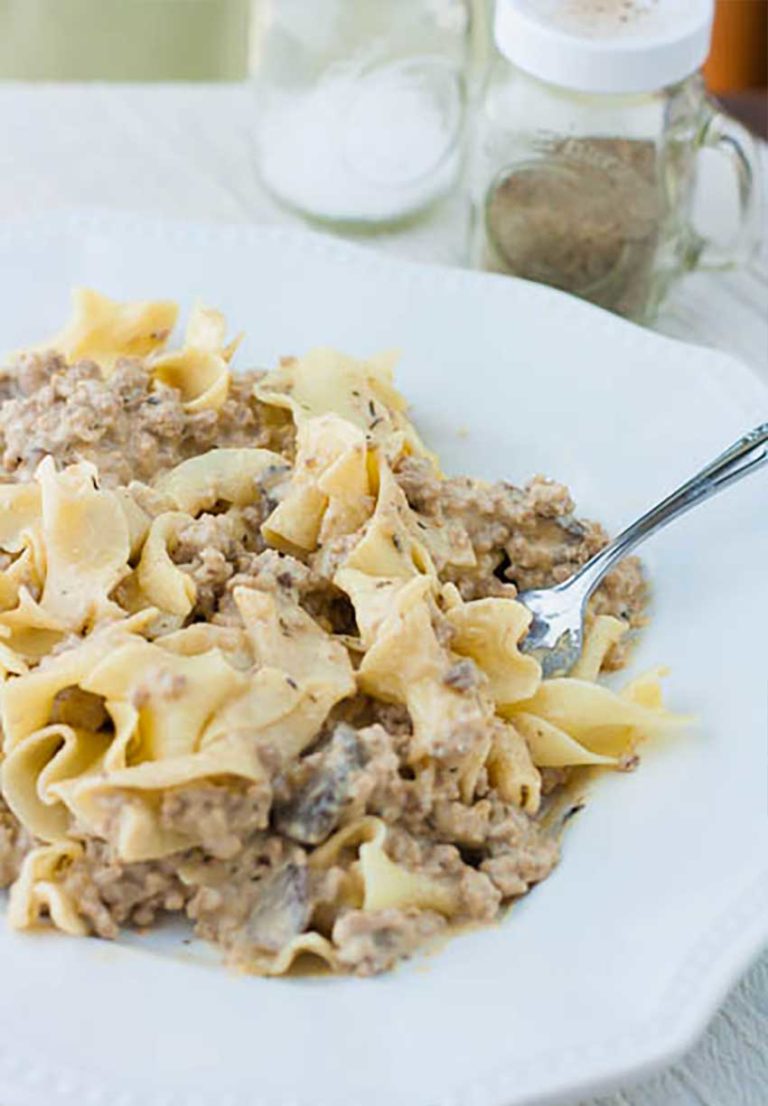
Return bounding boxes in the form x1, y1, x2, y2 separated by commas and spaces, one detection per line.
705, 0, 768, 92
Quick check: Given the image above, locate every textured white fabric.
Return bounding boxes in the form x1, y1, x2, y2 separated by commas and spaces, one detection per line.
0, 80, 765, 1106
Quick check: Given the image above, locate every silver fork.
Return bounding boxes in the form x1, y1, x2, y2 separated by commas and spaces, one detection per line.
517, 423, 768, 677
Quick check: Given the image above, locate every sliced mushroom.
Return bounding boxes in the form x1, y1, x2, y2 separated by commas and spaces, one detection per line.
274, 724, 368, 845
245, 863, 312, 953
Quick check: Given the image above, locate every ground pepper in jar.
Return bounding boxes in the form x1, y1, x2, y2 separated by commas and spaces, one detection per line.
484, 137, 665, 319
472, 1, 761, 322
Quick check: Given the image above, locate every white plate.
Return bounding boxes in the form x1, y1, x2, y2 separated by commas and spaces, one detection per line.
0, 212, 765, 1106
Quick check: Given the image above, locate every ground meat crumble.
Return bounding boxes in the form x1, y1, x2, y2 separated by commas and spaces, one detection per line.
394, 455, 647, 669
0, 351, 289, 486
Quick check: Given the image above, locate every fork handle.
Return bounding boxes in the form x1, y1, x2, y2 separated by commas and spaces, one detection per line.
566, 423, 768, 603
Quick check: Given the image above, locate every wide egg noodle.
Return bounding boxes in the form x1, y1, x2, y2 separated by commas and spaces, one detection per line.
342, 457, 435, 579
184, 304, 242, 363
235, 586, 351, 691
0, 487, 47, 629
159, 623, 254, 670
34, 458, 131, 631
254, 347, 437, 465
38, 288, 178, 373
359, 834, 458, 916
154, 447, 288, 517
221, 586, 356, 763
570, 614, 628, 681
148, 303, 240, 412
8, 841, 88, 936
445, 596, 542, 707
0, 539, 43, 616
101, 701, 141, 772
621, 666, 671, 709
0, 460, 132, 646
151, 348, 229, 413
353, 576, 440, 704
512, 711, 617, 768
262, 415, 371, 553
0, 591, 66, 661
199, 666, 309, 764
0, 635, 28, 681
136, 512, 197, 618
258, 932, 338, 977
313, 817, 458, 917
81, 639, 247, 762
507, 673, 686, 765
0, 625, 134, 748
2, 724, 110, 841
0, 484, 41, 552
486, 718, 542, 813
112, 487, 152, 559
406, 677, 498, 798
332, 569, 407, 649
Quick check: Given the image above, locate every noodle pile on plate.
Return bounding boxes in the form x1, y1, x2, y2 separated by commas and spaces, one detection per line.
0, 291, 685, 975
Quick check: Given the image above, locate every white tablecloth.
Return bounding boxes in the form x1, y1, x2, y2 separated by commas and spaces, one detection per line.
0, 81, 766, 1106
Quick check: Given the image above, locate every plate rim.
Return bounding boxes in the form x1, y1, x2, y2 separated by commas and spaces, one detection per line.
1, 207, 766, 414
0, 210, 765, 1106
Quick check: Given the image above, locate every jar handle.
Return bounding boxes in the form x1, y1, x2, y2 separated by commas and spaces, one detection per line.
688, 101, 763, 272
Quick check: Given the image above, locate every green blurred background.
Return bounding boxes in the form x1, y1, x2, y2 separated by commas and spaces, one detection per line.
0, 0, 251, 80
0, 0, 764, 98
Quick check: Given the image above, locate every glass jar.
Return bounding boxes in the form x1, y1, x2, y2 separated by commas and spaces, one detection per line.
470, 0, 763, 323
253, 0, 472, 227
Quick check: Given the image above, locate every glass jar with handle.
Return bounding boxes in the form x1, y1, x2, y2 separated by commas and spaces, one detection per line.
470, 0, 763, 323
253, 0, 473, 228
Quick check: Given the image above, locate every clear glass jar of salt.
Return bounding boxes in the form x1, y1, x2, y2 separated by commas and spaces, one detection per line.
253, 0, 472, 227
470, 0, 763, 323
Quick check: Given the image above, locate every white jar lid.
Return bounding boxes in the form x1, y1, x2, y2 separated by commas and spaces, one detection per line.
494, 0, 714, 94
